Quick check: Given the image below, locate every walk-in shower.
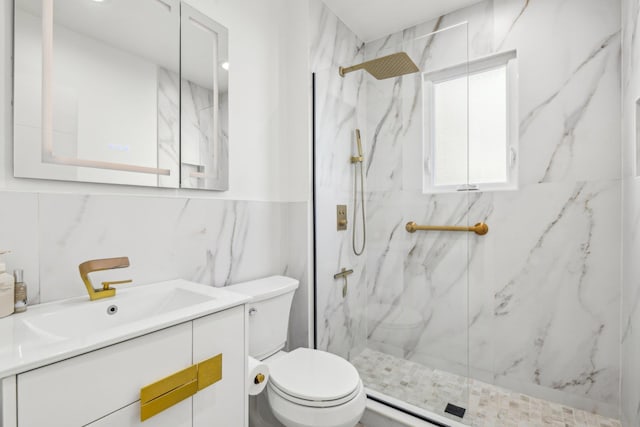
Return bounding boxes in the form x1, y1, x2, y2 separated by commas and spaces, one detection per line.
314, 23, 476, 425
313, 7, 622, 425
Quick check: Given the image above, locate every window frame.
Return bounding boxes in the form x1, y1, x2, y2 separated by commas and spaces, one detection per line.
422, 50, 519, 194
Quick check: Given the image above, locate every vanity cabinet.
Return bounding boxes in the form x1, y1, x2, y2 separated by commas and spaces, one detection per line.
11, 305, 245, 427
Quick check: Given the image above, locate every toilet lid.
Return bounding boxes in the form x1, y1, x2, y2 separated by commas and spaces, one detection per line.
268, 348, 361, 402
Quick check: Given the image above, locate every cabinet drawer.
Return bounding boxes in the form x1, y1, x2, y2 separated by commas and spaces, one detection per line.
86, 399, 191, 427
17, 322, 192, 427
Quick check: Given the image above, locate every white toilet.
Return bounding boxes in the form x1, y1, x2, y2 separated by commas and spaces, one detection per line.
227, 276, 366, 427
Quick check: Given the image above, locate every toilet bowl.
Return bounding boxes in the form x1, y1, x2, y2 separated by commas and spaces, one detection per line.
266, 348, 366, 427
227, 276, 366, 427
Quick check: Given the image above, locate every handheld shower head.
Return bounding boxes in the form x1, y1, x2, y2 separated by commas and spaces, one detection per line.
351, 129, 363, 164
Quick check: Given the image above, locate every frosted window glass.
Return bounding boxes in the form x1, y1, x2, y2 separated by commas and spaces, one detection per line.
433, 77, 468, 186
469, 66, 507, 183
432, 65, 508, 187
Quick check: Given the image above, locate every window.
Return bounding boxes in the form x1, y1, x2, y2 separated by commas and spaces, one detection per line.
423, 51, 518, 193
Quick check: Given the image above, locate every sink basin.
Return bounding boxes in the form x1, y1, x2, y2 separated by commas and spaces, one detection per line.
0, 279, 250, 377
24, 285, 216, 339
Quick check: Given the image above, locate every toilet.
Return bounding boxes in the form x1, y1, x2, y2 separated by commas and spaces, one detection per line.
227, 276, 366, 427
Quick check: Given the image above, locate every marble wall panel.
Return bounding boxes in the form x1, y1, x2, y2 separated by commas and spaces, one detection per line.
311, 0, 368, 360
0, 192, 301, 302
36, 193, 288, 302
286, 201, 311, 351
0, 192, 40, 304
621, 0, 640, 425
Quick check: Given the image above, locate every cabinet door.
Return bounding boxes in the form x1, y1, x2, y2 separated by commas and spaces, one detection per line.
17, 322, 192, 426
85, 399, 191, 427
193, 305, 246, 427
1, 376, 17, 427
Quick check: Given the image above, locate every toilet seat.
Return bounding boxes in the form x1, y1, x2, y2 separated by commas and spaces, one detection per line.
267, 380, 366, 427
267, 348, 361, 405
268, 379, 363, 408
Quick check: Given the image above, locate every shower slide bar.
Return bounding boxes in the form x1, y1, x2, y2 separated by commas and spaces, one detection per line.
405, 221, 489, 236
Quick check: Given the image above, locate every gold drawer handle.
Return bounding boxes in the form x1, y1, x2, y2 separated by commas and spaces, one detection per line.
141, 365, 197, 405
141, 379, 198, 421
140, 354, 223, 421
198, 353, 223, 391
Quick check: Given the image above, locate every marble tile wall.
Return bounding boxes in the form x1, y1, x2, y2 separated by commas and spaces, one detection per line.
312, 0, 623, 420
621, 0, 640, 426
310, 0, 368, 360
361, 0, 622, 418
285, 201, 311, 351
0, 191, 307, 324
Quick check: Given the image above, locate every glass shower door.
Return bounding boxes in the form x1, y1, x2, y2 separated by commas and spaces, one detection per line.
313, 21, 473, 426
356, 22, 472, 425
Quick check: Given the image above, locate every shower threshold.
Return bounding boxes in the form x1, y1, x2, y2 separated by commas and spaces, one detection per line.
365, 388, 467, 427
352, 348, 620, 427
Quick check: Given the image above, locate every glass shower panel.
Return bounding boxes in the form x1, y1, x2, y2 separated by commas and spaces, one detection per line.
313, 60, 368, 363
352, 23, 472, 425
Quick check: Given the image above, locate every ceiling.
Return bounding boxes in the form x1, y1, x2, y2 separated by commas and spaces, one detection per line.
322, 0, 483, 42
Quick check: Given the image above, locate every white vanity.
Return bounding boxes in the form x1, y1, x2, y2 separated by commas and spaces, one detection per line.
0, 280, 249, 427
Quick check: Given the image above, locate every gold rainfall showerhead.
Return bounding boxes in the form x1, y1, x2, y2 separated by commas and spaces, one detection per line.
339, 52, 420, 80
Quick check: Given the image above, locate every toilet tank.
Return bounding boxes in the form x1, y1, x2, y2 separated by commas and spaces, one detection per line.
226, 276, 299, 360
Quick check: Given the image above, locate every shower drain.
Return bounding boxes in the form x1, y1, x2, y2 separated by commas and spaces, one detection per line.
444, 403, 466, 418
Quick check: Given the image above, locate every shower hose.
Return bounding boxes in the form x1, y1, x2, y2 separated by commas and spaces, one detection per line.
352, 160, 366, 256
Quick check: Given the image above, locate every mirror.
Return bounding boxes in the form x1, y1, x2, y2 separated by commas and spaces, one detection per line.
180, 4, 229, 190
13, 0, 229, 190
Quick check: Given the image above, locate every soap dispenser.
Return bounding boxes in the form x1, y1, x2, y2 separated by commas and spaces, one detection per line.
14, 269, 27, 313
0, 251, 15, 318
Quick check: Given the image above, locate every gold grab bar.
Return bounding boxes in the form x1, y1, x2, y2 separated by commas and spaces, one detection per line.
405, 221, 489, 236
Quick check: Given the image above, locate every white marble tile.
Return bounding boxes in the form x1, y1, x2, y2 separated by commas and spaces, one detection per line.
309, 0, 364, 73
311, 0, 368, 360
37, 193, 288, 302
488, 180, 620, 417
285, 202, 311, 350
193, 199, 288, 287
621, 0, 640, 425
38, 194, 204, 302
315, 187, 367, 360
621, 180, 640, 425
314, 62, 365, 194
495, 0, 621, 186
0, 192, 40, 304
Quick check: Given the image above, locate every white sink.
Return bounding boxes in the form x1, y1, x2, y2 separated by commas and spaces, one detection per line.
0, 279, 249, 377
24, 285, 215, 339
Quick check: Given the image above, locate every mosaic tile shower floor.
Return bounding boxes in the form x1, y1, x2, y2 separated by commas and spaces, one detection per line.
351, 348, 620, 427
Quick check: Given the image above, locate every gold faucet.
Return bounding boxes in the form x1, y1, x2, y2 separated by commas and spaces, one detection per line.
79, 257, 132, 301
